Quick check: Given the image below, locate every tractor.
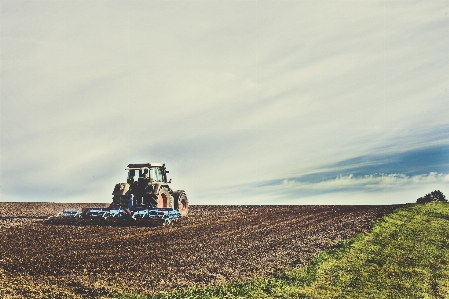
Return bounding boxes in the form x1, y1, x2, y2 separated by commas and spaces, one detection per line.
45, 163, 189, 225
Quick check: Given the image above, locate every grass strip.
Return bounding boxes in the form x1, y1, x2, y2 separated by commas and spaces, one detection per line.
109, 202, 449, 299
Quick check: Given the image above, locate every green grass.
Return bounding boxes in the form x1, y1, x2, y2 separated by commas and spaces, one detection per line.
109, 202, 449, 299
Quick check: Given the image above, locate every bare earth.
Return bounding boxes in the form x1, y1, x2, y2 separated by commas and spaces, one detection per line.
0, 203, 401, 298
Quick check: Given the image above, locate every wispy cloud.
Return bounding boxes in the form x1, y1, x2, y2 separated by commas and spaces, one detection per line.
279, 172, 449, 192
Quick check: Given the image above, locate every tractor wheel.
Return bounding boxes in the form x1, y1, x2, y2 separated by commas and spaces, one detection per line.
156, 187, 173, 208
174, 190, 189, 216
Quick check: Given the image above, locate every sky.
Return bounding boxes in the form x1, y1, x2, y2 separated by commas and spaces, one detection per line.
1, 1, 448, 205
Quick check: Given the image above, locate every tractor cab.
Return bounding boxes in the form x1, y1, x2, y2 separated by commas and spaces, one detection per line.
126, 163, 170, 184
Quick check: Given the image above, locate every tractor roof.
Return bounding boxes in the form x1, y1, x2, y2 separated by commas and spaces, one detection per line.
126, 163, 163, 169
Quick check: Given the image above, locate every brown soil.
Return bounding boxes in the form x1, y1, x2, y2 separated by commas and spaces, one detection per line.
0, 203, 401, 298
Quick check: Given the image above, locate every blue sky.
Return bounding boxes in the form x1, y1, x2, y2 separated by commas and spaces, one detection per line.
1, 1, 448, 205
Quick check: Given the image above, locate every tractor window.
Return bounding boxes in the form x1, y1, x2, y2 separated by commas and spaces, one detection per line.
149, 167, 163, 182
128, 170, 136, 180
128, 169, 143, 182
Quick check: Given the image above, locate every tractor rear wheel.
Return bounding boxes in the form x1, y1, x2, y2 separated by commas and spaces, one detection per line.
156, 187, 173, 208
173, 191, 189, 216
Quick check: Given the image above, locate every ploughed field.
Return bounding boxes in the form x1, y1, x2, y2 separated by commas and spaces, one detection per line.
0, 203, 401, 298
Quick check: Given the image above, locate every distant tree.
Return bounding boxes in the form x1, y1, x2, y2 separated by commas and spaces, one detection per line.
416, 190, 447, 204
430, 190, 447, 202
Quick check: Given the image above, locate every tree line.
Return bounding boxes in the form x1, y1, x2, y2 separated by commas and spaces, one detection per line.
416, 190, 447, 204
